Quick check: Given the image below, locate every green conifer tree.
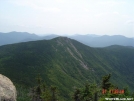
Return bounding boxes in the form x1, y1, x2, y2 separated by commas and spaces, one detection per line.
73, 87, 81, 101
101, 74, 112, 90
50, 86, 57, 101
81, 83, 93, 101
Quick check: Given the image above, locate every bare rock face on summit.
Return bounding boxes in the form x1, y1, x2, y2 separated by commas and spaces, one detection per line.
0, 74, 17, 101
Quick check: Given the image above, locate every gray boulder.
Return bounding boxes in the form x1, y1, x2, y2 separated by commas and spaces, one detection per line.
0, 74, 17, 101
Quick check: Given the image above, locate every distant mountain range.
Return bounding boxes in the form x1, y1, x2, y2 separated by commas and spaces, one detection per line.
0, 31, 134, 47
0, 31, 60, 46
69, 34, 134, 47
0, 31, 39, 45
0, 37, 134, 100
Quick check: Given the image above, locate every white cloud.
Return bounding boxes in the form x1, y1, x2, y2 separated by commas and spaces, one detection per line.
55, 0, 66, 3
38, 7, 61, 13
83, 8, 90, 12
125, 20, 134, 24
113, 11, 119, 15
97, 1, 125, 6
9, 0, 61, 13
94, 13, 105, 18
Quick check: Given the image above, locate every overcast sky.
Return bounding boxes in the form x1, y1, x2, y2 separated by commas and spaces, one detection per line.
0, 0, 134, 37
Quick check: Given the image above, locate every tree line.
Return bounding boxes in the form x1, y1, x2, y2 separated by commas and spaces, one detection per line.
29, 74, 134, 101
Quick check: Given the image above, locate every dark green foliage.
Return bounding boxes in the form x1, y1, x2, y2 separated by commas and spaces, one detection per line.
16, 84, 31, 101
99, 75, 134, 101
124, 87, 130, 96
81, 83, 93, 101
101, 74, 112, 90
73, 87, 81, 101
131, 92, 134, 98
71, 75, 134, 101
30, 76, 59, 101
94, 92, 98, 101
72, 82, 101, 101
50, 86, 58, 101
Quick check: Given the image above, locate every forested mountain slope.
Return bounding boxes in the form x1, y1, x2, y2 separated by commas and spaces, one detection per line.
0, 37, 134, 100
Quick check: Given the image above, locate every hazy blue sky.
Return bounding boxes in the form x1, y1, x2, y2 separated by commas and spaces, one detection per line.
0, 0, 134, 37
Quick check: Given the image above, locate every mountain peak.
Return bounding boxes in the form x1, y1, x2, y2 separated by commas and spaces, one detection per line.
53, 37, 72, 44
53, 37, 89, 69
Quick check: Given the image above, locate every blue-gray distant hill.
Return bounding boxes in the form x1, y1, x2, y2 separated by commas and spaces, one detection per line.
0, 31, 40, 45
69, 35, 134, 47
0, 32, 59, 46
0, 31, 133, 47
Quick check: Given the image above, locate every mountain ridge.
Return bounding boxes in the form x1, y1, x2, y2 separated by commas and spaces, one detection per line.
0, 31, 134, 47
0, 37, 134, 100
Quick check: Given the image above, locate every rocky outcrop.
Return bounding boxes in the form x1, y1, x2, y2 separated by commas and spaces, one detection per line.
0, 74, 17, 101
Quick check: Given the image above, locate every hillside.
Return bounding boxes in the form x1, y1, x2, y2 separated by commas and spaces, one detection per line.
0, 37, 134, 100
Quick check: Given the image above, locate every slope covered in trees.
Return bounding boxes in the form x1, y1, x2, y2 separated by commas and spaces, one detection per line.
0, 37, 134, 100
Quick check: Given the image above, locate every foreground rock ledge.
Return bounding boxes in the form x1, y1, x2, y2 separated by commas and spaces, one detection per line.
0, 74, 16, 101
